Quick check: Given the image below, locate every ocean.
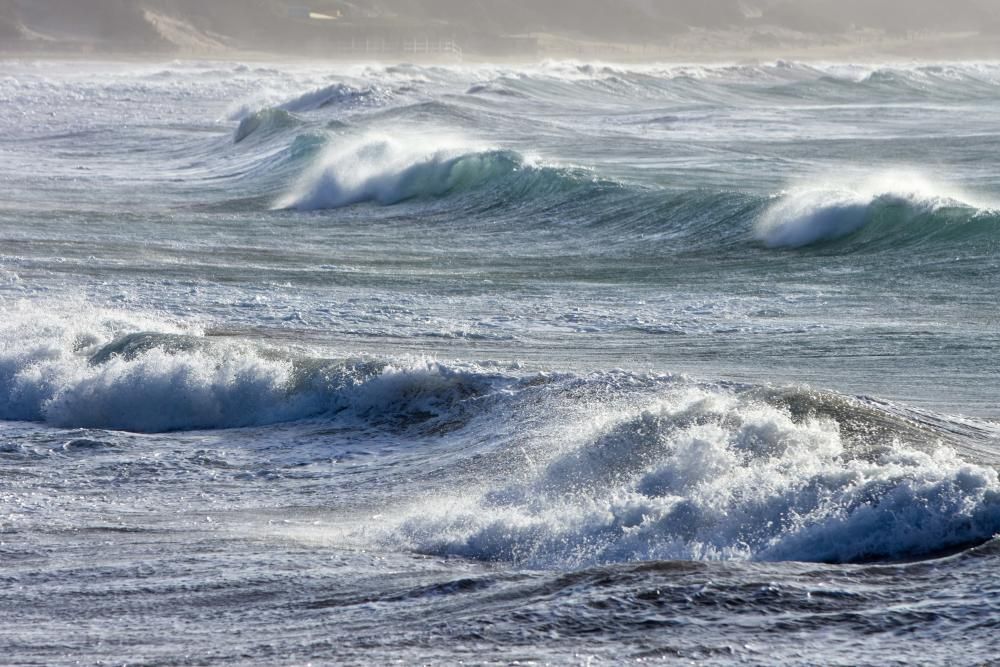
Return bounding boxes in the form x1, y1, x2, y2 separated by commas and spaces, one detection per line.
1, 58, 999, 665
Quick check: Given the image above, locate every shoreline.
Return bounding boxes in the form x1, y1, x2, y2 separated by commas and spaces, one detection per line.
2, 31, 998, 66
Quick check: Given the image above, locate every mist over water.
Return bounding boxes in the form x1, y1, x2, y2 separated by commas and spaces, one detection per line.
1, 32, 1000, 667
3, 0, 1000, 59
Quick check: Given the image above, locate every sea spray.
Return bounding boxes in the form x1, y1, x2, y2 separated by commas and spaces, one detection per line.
755, 171, 997, 248
276, 131, 585, 210
383, 387, 1000, 565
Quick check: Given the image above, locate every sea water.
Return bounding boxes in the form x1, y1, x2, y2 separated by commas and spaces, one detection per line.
1, 59, 999, 665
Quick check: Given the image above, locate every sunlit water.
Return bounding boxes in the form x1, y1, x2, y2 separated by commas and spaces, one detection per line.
1, 59, 999, 665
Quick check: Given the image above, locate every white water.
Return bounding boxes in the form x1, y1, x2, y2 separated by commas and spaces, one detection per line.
3, 57, 1000, 666
385, 387, 1000, 566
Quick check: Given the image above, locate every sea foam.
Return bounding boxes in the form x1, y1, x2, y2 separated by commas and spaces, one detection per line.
383, 386, 1000, 565
4, 304, 999, 564
0, 302, 510, 433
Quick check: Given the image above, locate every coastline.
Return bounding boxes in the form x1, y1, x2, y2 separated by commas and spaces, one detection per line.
2, 30, 998, 65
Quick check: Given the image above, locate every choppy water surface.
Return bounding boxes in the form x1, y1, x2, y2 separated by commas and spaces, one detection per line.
1, 59, 999, 665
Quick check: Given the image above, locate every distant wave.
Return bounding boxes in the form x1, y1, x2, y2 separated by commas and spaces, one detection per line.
755, 173, 999, 249
466, 82, 524, 97
226, 82, 394, 132
233, 108, 302, 143
275, 82, 393, 113
227, 123, 999, 254
276, 133, 591, 210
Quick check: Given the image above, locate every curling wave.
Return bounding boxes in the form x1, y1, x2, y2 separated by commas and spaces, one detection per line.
755, 172, 999, 249
233, 108, 303, 144
277, 132, 591, 210
382, 385, 1000, 566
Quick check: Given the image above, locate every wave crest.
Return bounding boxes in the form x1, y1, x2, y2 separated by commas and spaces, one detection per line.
233, 107, 302, 143
384, 387, 1000, 565
277, 133, 584, 211
0, 304, 512, 433
755, 172, 998, 249
277, 82, 393, 113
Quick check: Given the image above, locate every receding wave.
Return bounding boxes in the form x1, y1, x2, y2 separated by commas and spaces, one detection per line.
755, 173, 999, 249
276, 132, 593, 211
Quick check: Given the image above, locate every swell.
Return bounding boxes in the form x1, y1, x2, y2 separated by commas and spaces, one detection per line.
226, 114, 997, 255
755, 176, 999, 251
583, 173, 999, 255
3, 305, 999, 566
274, 132, 604, 211
168, 74, 1000, 256
232, 82, 395, 117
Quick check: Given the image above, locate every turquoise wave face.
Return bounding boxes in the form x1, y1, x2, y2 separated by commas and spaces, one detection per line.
203, 68, 1000, 261
275, 138, 593, 210
224, 122, 999, 259
756, 186, 999, 251
2, 305, 998, 566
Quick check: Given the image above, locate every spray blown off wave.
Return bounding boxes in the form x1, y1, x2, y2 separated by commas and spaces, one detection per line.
0, 304, 513, 433
276, 82, 393, 113
756, 172, 998, 249
386, 386, 1000, 566
3, 303, 1000, 567
276, 133, 589, 210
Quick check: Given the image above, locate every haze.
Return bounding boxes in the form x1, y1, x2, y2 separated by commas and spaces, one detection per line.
1, 0, 998, 59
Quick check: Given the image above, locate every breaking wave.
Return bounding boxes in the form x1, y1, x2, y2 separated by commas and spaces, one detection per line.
277, 132, 592, 210
385, 386, 1000, 566
2, 303, 998, 565
0, 304, 513, 433
755, 172, 999, 249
